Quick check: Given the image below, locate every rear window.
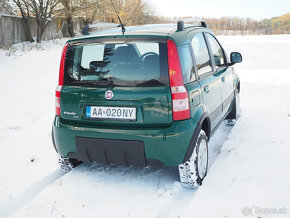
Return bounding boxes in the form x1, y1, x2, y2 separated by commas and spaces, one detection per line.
64, 40, 169, 87
178, 44, 195, 84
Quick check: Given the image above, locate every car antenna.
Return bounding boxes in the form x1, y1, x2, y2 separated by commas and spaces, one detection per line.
110, 0, 126, 35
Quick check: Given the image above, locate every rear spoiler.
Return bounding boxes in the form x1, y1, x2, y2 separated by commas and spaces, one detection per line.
82, 23, 119, 35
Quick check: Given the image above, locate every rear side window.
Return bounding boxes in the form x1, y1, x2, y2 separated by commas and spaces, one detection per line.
64, 41, 168, 87
206, 33, 225, 68
191, 33, 212, 76
178, 44, 195, 84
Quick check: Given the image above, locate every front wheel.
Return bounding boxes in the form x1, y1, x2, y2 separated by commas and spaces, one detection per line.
178, 129, 209, 188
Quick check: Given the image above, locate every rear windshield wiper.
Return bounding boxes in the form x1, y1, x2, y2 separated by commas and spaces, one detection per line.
136, 79, 165, 87
71, 78, 116, 86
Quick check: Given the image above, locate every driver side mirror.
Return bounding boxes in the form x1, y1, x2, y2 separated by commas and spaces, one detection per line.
229, 52, 242, 65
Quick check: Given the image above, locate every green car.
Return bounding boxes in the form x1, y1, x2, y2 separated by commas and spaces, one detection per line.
52, 20, 242, 188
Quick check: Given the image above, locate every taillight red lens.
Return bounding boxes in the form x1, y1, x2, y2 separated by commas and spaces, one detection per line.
167, 40, 190, 121
58, 44, 68, 86
55, 44, 68, 116
55, 85, 62, 116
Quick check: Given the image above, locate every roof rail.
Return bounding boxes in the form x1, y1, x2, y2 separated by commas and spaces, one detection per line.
82, 23, 119, 35
177, 20, 185, 31
177, 18, 207, 31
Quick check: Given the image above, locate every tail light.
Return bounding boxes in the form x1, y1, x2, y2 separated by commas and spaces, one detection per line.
167, 40, 190, 121
55, 44, 68, 116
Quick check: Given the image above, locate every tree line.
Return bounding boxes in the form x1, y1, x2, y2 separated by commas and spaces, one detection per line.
1, 0, 289, 43
205, 15, 290, 35
158, 15, 290, 35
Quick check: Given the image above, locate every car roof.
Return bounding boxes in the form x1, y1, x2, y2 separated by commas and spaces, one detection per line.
68, 23, 211, 46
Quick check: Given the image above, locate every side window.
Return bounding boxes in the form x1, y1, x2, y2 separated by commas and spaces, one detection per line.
178, 44, 195, 84
206, 33, 225, 68
191, 33, 212, 77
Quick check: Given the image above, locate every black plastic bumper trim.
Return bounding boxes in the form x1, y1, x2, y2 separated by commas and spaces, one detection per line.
75, 137, 148, 167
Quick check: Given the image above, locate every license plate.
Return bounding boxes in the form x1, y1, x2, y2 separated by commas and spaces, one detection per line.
86, 106, 136, 121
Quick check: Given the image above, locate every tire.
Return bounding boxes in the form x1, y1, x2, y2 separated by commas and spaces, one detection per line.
226, 89, 240, 126
58, 156, 80, 172
178, 129, 209, 188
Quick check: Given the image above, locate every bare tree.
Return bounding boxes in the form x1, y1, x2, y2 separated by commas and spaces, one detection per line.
79, 0, 103, 25
27, 0, 60, 42
58, 0, 79, 36
58, 0, 157, 36
0, 0, 15, 15
104, 0, 157, 25
13, 0, 59, 42
57, 0, 103, 35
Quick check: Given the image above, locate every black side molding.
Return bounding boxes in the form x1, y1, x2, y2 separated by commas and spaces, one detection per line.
51, 128, 58, 153
183, 113, 210, 163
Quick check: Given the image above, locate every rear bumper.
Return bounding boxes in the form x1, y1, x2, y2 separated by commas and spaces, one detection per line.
52, 116, 197, 166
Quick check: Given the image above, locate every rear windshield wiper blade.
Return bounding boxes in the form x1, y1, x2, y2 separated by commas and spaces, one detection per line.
136, 79, 165, 87
71, 78, 115, 86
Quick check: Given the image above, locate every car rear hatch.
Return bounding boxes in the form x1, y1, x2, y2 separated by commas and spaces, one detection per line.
60, 37, 172, 127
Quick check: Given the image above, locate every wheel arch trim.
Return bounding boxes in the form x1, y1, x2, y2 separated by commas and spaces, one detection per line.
182, 113, 211, 163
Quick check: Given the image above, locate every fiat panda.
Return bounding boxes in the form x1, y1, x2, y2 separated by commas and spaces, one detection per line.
52, 20, 242, 188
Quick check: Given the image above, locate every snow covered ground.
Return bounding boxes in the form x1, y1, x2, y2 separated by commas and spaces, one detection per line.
0, 35, 290, 218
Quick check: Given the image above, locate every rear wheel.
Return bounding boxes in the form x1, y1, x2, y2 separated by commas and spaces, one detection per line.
178, 129, 208, 188
58, 156, 80, 172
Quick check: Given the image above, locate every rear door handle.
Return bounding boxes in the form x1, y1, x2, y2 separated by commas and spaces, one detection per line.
221, 77, 226, 83
204, 85, 209, 93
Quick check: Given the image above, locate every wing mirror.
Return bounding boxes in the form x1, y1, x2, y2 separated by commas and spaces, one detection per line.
229, 52, 242, 65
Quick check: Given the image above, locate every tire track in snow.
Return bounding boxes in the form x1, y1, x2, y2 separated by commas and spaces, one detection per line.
1, 126, 232, 218
0, 170, 65, 218
155, 124, 233, 218
155, 183, 195, 218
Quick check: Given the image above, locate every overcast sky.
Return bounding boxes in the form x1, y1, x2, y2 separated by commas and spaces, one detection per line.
146, 0, 290, 20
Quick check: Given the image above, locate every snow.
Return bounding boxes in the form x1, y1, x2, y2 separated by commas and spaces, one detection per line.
182, 35, 290, 218
0, 39, 67, 216
0, 35, 290, 218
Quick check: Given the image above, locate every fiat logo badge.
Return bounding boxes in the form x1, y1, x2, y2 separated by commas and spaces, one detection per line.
105, 90, 114, 100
